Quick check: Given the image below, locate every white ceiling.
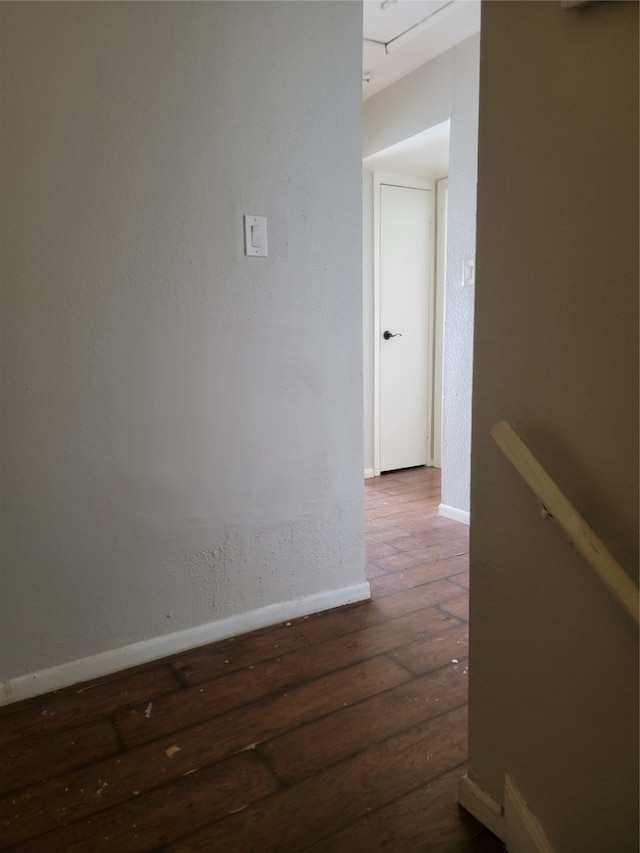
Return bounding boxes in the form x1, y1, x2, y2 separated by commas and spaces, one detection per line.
364, 0, 451, 43
362, 0, 480, 100
362, 119, 450, 178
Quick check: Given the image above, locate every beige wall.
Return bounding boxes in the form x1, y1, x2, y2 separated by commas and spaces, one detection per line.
470, 1, 638, 850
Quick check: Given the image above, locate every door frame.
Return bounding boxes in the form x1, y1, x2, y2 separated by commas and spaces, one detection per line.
373, 171, 436, 476
433, 177, 448, 468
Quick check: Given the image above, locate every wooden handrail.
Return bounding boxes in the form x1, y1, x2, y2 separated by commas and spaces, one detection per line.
491, 420, 639, 627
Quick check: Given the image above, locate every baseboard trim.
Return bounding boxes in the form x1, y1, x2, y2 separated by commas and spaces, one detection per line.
504, 774, 555, 853
439, 503, 470, 525
458, 775, 505, 841
1, 582, 371, 707
364, 468, 375, 479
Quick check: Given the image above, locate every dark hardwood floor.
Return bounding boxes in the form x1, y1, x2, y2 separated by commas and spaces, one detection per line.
0, 467, 504, 852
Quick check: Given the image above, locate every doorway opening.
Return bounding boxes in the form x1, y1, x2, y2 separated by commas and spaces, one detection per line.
363, 120, 450, 478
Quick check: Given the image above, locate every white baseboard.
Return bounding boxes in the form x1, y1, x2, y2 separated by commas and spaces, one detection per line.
458, 774, 505, 841
504, 774, 555, 853
439, 503, 470, 525
364, 468, 376, 479
458, 774, 554, 853
0, 582, 371, 707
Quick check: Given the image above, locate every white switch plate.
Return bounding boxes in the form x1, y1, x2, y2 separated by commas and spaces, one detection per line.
244, 214, 267, 257
462, 258, 475, 287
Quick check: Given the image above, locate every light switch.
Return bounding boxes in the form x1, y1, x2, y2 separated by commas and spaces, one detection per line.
462, 258, 475, 287
244, 215, 268, 257
251, 224, 263, 248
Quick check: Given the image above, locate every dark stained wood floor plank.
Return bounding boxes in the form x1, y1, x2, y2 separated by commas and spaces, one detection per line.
12, 752, 277, 853
0, 657, 410, 844
261, 663, 469, 786
380, 527, 469, 560
448, 571, 470, 590
125, 654, 410, 750
364, 560, 389, 578
304, 766, 497, 853
440, 595, 470, 623
116, 605, 457, 749
364, 524, 411, 544
0, 666, 179, 749
1, 720, 120, 797
0, 725, 240, 845
365, 541, 400, 561
366, 498, 441, 523
366, 511, 436, 532
358, 578, 466, 620
165, 707, 469, 853
384, 468, 441, 485
373, 476, 440, 493
376, 578, 467, 611
395, 515, 462, 534
369, 554, 470, 596
362, 474, 408, 491
1, 466, 504, 853
171, 577, 462, 689
390, 624, 469, 675
170, 605, 380, 686
366, 485, 442, 505
367, 495, 439, 514
374, 537, 469, 573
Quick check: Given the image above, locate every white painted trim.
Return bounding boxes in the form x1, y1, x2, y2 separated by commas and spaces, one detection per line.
373, 170, 382, 476
504, 774, 555, 853
458, 774, 505, 842
373, 171, 435, 475
433, 177, 448, 468
0, 582, 371, 707
364, 468, 376, 479
492, 420, 639, 626
438, 503, 470, 525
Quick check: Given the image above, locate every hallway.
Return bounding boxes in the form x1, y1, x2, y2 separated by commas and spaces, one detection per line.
1, 468, 503, 851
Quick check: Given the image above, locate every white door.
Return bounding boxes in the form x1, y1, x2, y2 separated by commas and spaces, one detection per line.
378, 177, 434, 472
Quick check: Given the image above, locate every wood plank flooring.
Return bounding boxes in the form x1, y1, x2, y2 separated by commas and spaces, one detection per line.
0, 466, 504, 852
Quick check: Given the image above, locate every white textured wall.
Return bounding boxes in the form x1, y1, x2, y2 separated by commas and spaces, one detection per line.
470, 2, 638, 850
362, 36, 479, 514
363, 50, 452, 159
440, 36, 479, 514
0, 1, 365, 684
